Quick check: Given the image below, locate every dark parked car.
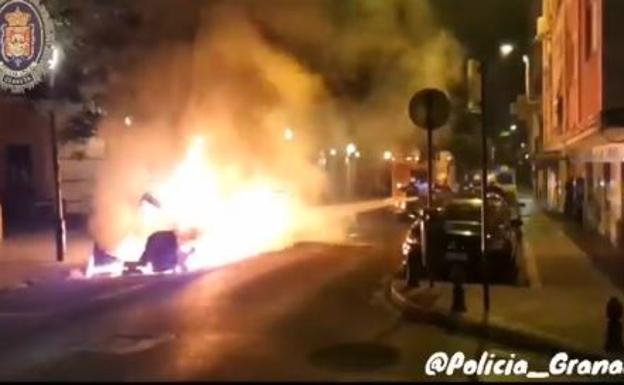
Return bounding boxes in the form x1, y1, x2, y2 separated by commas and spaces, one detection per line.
401, 192, 523, 282
395, 183, 454, 221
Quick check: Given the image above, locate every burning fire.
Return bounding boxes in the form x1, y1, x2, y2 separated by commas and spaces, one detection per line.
86, 136, 300, 278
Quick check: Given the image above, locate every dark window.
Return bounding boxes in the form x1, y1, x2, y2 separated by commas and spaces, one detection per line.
556, 95, 564, 133
5, 145, 33, 188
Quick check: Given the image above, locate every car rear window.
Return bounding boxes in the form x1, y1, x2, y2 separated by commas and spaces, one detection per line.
445, 203, 481, 221
496, 172, 514, 185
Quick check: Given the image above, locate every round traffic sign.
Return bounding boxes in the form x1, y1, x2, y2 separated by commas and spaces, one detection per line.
408, 88, 451, 130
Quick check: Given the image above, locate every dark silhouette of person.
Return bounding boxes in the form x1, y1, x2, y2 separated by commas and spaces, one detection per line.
564, 178, 574, 218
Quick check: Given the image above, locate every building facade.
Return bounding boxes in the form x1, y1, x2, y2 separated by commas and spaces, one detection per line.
536, 0, 624, 247
0, 96, 104, 231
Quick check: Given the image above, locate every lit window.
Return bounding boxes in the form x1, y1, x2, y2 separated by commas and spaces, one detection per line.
585, 0, 599, 59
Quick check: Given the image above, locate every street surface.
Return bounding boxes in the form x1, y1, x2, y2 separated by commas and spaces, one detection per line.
0, 204, 554, 381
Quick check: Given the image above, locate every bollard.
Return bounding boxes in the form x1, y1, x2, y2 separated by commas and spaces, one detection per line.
605, 297, 624, 353
450, 265, 467, 313
406, 250, 421, 288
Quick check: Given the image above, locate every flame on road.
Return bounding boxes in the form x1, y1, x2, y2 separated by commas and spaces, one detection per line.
86, 136, 302, 278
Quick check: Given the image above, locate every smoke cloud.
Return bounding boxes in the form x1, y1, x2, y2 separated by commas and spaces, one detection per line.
88, 0, 464, 250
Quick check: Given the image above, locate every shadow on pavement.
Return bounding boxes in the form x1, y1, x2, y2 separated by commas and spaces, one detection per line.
545, 212, 624, 292
308, 342, 400, 373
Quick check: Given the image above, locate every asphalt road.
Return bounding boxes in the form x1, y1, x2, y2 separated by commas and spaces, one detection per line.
0, 209, 551, 381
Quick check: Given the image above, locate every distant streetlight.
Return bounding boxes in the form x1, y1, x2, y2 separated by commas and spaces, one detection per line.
523, 54, 531, 99
383, 150, 393, 161
499, 43, 515, 58
510, 124, 517, 132
284, 128, 294, 141
48, 45, 61, 72
346, 143, 357, 157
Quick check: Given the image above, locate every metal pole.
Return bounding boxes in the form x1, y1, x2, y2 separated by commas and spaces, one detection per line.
480, 60, 490, 313
426, 92, 435, 288
524, 56, 531, 101
49, 110, 66, 262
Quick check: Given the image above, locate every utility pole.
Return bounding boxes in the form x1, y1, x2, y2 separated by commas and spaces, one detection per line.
49, 110, 66, 262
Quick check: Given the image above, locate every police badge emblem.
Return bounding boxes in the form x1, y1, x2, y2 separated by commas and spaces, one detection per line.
0, 0, 54, 93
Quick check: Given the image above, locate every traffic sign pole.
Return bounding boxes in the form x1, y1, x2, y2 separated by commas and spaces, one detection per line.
426, 93, 434, 210
425, 92, 434, 288
480, 61, 490, 314
407, 88, 451, 290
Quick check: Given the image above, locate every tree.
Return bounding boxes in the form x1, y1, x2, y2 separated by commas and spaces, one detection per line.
445, 109, 482, 177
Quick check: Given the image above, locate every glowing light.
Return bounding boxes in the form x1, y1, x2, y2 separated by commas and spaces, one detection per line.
524, 153, 530, 160
284, 127, 294, 141
520, 142, 526, 148
355, 151, 361, 158
330, 148, 337, 156
510, 124, 517, 132
48, 45, 61, 71
346, 143, 357, 156
383, 151, 393, 161
523, 54, 529, 65
500, 43, 515, 57
124, 116, 133, 127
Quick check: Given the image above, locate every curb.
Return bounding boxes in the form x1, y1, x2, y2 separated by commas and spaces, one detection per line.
388, 280, 612, 360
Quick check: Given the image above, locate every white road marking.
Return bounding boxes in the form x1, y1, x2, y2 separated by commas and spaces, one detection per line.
522, 240, 542, 289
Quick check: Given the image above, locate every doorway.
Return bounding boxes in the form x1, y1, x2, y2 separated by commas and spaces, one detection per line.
3, 145, 35, 225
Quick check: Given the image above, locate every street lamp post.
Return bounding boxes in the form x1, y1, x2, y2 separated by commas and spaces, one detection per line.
48, 45, 66, 262
49, 111, 66, 262
479, 59, 490, 313
472, 42, 515, 314
345, 143, 357, 200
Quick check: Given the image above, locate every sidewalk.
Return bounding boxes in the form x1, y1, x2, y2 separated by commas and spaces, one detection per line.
0, 230, 91, 292
389, 204, 624, 357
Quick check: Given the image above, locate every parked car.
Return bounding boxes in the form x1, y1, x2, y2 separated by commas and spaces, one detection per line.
489, 166, 518, 200
401, 192, 522, 282
395, 183, 453, 221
